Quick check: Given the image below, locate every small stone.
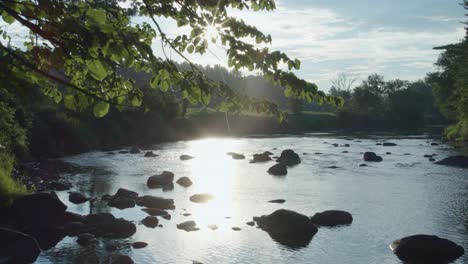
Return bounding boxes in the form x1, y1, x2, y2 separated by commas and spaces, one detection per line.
232, 227, 241, 231
132, 242, 148, 249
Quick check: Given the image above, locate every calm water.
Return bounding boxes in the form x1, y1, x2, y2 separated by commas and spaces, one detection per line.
36, 133, 468, 264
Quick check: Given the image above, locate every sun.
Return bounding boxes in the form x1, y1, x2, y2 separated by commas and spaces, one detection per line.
203, 24, 220, 43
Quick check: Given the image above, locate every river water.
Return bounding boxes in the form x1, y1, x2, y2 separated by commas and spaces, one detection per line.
36, 133, 468, 263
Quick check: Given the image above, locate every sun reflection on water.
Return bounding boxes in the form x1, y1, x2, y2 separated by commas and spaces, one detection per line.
185, 138, 244, 226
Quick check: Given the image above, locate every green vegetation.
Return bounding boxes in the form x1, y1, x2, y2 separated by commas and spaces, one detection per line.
427, 0, 468, 141
0, 152, 29, 206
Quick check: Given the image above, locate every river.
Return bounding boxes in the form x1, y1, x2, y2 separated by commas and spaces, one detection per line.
36, 133, 468, 263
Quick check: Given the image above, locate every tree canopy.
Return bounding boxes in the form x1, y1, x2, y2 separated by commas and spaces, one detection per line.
0, 0, 341, 122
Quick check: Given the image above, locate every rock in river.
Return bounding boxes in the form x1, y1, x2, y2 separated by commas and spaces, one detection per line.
276, 149, 301, 166
268, 199, 286, 204
0, 227, 41, 263
108, 196, 135, 210
129, 146, 141, 154
132, 242, 148, 249
434, 156, 468, 168
176, 177, 193, 187
253, 209, 318, 248
177, 221, 199, 232
390, 234, 464, 264
310, 210, 353, 227
141, 208, 168, 216
363, 152, 383, 162
68, 192, 91, 204
136, 195, 175, 210
114, 188, 139, 200
180, 154, 194, 160
252, 152, 272, 162
141, 216, 159, 228
85, 213, 136, 238
147, 171, 174, 187
144, 151, 158, 157
76, 233, 96, 246
382, 142, 397, 146
189, 193, 214, 203
11, 193, 67, 229
267, 163, 287, 176
112, 254, 134, 264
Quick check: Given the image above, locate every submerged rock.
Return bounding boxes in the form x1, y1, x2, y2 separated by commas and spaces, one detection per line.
383, 142, 397, 146
108, 196, 135, 210
176, 177, 193, 187
85, 213, 136, 238
189, 193, 214, 203
114, 188, 139, 200
141, 216, 159, 228
268, 199, 286, 204
434, 156, 468, 168
180, 154, 194, 160
0, 228, 41, 263
359, 163, 368, 167
132, 241, 148, 249
129, 146, 141, 154
252, 153, 272, 162
147, 171, 174, 187
76, 233, 96, 246
231, 153, 245, 160
310, 210, 353, 227
232, 227, 241, 231
144, 151, 158, 157
177, 221, 199, 232
141, 208, 168, 216
136, 195, 175, 210
327, 166, 340, 169
276, 149, 301, 166
391, 234, 464, 264
363, 152, 383, 162
68, 192, 91, 204
49, 181, 72, 191
253, 209, 318, 248
112, 254, 134, 264
246, 221, 255, 226
267, 163, 287, 176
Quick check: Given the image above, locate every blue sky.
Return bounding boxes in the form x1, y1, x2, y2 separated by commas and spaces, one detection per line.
180, 0, 467, 90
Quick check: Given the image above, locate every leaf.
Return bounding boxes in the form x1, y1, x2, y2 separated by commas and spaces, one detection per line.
160, 81, 169, 92
93, 101, 109, 118
87, 59, 108, 81
53, 90, 62, 104
86, 9, 107, 27
294, 59, 301, 69
1, 11, 15, 24
64, 94, 77, 110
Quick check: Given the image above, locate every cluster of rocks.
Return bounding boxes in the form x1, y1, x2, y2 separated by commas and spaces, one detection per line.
267, 149, 301, 176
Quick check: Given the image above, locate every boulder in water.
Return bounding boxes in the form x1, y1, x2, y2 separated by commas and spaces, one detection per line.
112, 254, 134, 264
383, 142, 397, 146
434, 156, 468, 168
132, 242, 148, 249
136, 195, 175, 210
391, 234, 464, 264
176, 221, 199, 232
141, 216, 159, 228
267, 163, 287, 176
276, 149, 301, 166
68, 192, 90, 204
114, 188, 138, 200
310, 210, 353, 226
147, 171, 174, 187
76, 233, 96, 246
231, 153, 245, 160
253, 209, 318, 248
252, 153, 272, 162
144, 151, 158, 157
176, 177, 193, 187
268, 199, 286, 204
363, 152, 383, 162
180, 154, 194, 160
189, 193, 214, 203
141, 208, 169, 216
108, 196, 135, 210
129, 146, 141, 154
85, 213, 136, 238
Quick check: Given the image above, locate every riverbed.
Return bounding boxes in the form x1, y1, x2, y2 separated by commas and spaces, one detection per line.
36, 133, 468, 263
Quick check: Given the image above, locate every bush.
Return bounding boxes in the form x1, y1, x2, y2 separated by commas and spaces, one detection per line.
0, 153, 29, 206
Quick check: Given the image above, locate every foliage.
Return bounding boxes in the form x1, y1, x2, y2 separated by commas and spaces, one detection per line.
0, 152, 29, 206
427, 1, 468, 141
0, 0, 340, 123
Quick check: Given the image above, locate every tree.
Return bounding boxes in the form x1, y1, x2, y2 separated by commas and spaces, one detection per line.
0, 0, 341, 124
330, 72, 357, 92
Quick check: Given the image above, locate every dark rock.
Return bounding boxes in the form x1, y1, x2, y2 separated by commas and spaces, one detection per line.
105, 243, 117, 251
112, 254, 134, 264
253, 153, 272, 162
129, 146, 141, 154
85, 213, 136, 238
183, 213, 191, 216
267, 163, 287, 176
64, 221, 90, 236
431, 142, 439, 146
0, 228, 41, 263
118, 150, 129, 154
391, 234, 464, 264
11, 193, 67, 229
327, 166, 340, 169
424, 154, 433, 158
386, 152, 392, 155
246, 221, 255, 226
180, 154, 194, 160
232, 227, 241, 231
383, 142, 397, 146
277, 149, 301, 166
144, 151, 158, 157
49, 181, 72, 191
429, 157, 436, 162
106, 152, 115, 155
64, 211, 86, 223
132, 242, 148, 249
108, 196, 135, 210
68, 192, 90, 204
232, 153, 245, 160
147, 171, 174, 187
176, 177, 193, 187
136, 195, 175, 210
161, 214, 171, 220
101, 194, 114, 201
344, 144, 350, 147
77, 233, 96, 246
342, 151, 349, 153
162, 182, 174, 191
177, 221, 199, 232
28, 226, 64, 250
310, 210, 353, 226
363, 152, 383, 162
264, 151, 273, 155
434, 156, 468, 168
141, 216, 159, 228
268, 199, 286, 203
115, 188, 138, 199
376, 143, 382, 145
141, 208, 168, 216
314, 152, 322, 155
332, 143, 339, 147
359, 163, 368, 167
253, 209, 318, 248
190, 193, 214, 203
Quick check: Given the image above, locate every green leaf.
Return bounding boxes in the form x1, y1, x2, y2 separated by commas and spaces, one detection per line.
53, 90, 62, 104
86, 9, 107, 27
1, 11, 15, 24
93, 101, 109, 118
87, 59, 108, 81
160, 81, 169, 92
294, 59, 301, 69
187, 45, 194, 54
131, 96, 142, 107
64, 94, 77, 110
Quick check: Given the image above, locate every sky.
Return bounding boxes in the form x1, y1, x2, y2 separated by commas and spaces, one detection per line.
2, 0, 466, 91
163, 0, 467, 91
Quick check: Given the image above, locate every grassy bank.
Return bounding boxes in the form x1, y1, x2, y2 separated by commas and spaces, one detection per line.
0, 152, 29, 206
